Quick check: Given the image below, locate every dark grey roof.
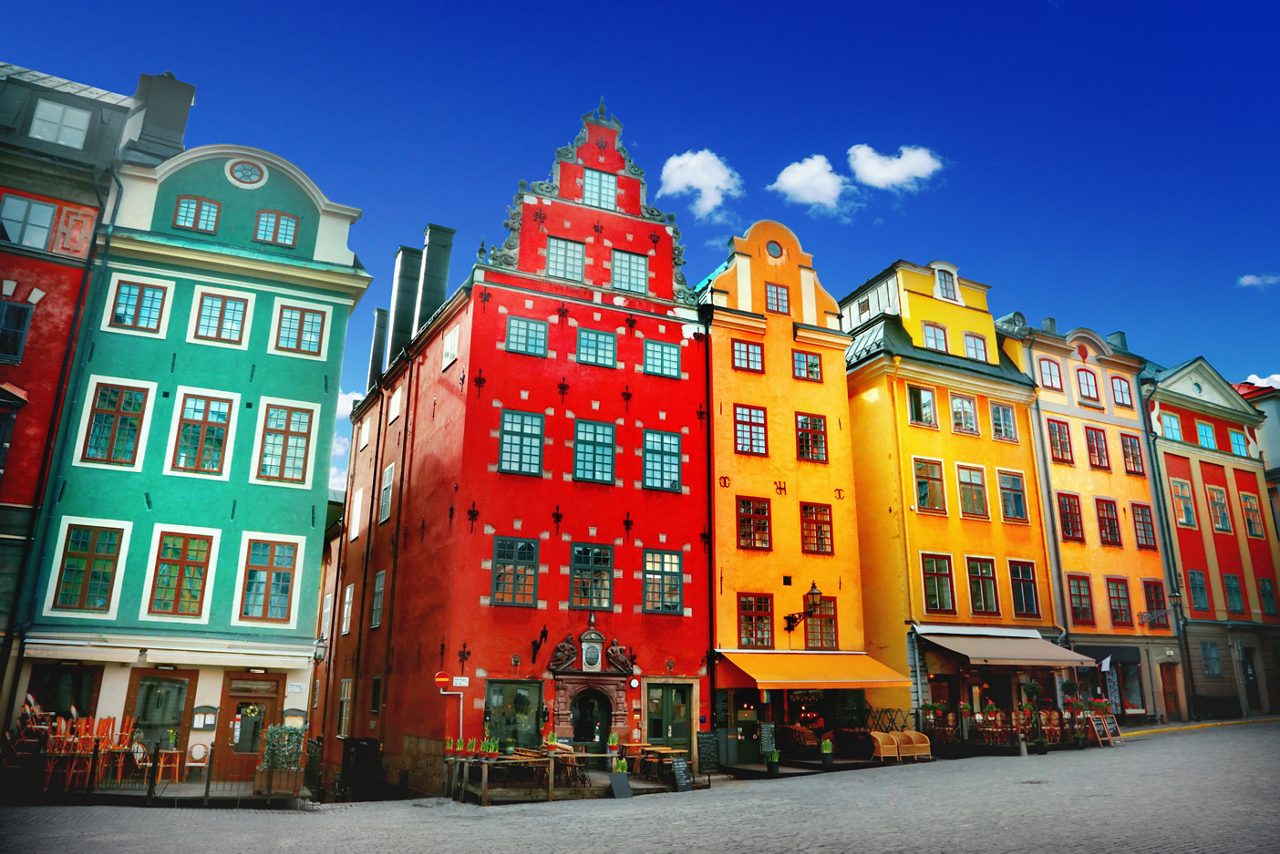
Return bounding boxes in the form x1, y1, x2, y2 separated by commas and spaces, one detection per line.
0, 61, 134, 106
847, 315, 1034, 388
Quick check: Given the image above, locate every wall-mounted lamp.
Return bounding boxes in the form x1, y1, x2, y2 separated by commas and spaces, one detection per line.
783, 582, 824, 633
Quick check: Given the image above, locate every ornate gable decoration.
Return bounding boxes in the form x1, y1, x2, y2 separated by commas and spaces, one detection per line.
1159, 359, 1263, 423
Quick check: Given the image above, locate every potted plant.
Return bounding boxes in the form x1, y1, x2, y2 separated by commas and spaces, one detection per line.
607, 731, 619, 757
165, 728, 179, 750
613, 756, 629, 774
765, 749, 781, 778
444, 736, 454, 758
820, 737, 834, 770
254, 724, 305, 796
983, 701, 998, 716
958, 702, 972, 718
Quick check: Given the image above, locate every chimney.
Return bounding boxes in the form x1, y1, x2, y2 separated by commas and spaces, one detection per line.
385, 246, 423, 365
415, 223, 456, 332
1106, 330, 1129, 351
122, 72, 195, 165
1041, 317, 1057, 334
367, 308, 388, 391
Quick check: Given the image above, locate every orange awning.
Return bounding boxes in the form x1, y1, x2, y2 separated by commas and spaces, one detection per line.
718, 651, 911, 690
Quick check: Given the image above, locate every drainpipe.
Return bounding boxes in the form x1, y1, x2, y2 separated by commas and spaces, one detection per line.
699, 310, 717, 739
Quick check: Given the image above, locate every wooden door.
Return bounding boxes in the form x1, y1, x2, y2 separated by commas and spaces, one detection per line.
646, 683, 692, 751
1160, 663, 1181, 721
215, 672, 284, 781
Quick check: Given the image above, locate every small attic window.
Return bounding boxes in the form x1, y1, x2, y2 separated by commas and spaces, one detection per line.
766, 241, 783, 258
936, 269, 957, 300
583, 169, 617, 211
29, 99, 91, 150
1193, 382, 1203, 394
225, 159, 269, 189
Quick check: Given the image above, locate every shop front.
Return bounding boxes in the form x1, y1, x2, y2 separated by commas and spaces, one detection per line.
1073, 643, 1175, 724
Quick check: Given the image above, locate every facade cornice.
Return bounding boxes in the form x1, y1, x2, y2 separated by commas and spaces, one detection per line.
1151, 435, 1267, 472
793, 321, 850, 350
851, 352, 1037, 403
1148, 387, 1264, 427
710, 308, 767, 336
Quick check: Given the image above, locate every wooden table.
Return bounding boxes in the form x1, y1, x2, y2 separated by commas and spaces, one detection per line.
157, 749, 182, 783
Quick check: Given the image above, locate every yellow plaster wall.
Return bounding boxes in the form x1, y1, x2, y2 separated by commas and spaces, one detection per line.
898, 267, 1000, 366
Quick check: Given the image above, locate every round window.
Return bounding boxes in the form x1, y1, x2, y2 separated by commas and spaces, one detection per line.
766, 240, 783, 258
229, 160, 264, 186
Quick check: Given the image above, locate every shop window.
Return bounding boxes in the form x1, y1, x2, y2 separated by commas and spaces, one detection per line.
1206, 485, 1232, 533
732, 339, 763, 372
967, 557, 999, 615
1096, 499, 1122, 546
573, 420, 615, 483
1142, 581, 1169, 627
1187, 570, 1209, 611
498, 410, 543, 475
577, 328, 617, 368
950, 394, 978, 435
734, 404, 768, 455
1171, 479, 1196, 527
1047, 419, 1073, 463
611, 249, 647, 293
804, 597, 837, 650
642, 550, 682, 614
1132, 503, 1157, 549
569, 543, 613, 610
148, 531, 211, 617
991, 402, 1016, 441
800, 503, 834, 554
1121, 434, 1144, 475
1223, 574, 1245, 614
53, 525, 123, 612
1107, 578, 1132, 626
998, 471, 1028, 522
914, 459, 945, 513
486, 681, 543, 748
492, 538, 538, 607
1010, 561, 1038, 617
792, 350, 822, 381
907, 385, 936, 427
1058, 493, 1085, 542
736, 497, 772, 550
738, 594, 773, 648
546, 237, 585, 281
1201, 642, 1222, 676
642, 430, 681, 491
1068, 574, 1094, 625
1085, 427, 1110, 469
922, 554, 955, 613
1038, 358, 1062, 391
795, 413, 827, 462
506, 317, 548, 357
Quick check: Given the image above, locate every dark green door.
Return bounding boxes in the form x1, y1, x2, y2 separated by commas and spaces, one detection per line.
646, 684, 691, 751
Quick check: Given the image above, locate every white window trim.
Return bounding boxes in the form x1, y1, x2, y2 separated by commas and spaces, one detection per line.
349, 489, 364, 541
100, 271, 176, 339
41, 515, 134, 621
161, 385, 242, 482
186, 284, 256, 351
321, 592, 333, 639
371, 570, 385, 628
358, 419, 371, 450
378, 463, 395, 523
70, 374, 159, 474
387, 387, 403, 424
247, 394, 321, 491
341, 584, 354, 634
136, 523, 222, 625
266, 296, 333, 361
442, 326, 460, 370
930, 262, 964, 306
228, 529, 307, 630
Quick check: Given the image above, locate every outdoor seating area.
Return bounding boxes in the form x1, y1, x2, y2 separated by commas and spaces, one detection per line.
918, 699, 1109, 755
868, 730, 933, 762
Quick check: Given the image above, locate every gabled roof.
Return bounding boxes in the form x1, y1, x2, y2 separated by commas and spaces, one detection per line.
1141, 356, 1265, 424
847, 315, 1033, 388
0, 61, 134, 106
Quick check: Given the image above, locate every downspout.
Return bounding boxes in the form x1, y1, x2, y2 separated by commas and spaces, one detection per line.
2, 165, 117, 724
698, 307, 717, 738
345, 390, 386, 754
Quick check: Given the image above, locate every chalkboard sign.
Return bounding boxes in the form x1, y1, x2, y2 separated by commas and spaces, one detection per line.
1106, 670, 1122, 716
759, 722, 776, 755
1103, 714, 1122, 744
696, 731, 720, 774
1088, 715, 1111, 746
671, 757, 694, 792
608, 772, 632, 799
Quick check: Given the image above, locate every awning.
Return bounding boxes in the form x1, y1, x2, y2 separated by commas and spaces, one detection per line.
718, 651, 911, 690
921, 634, 1096, 668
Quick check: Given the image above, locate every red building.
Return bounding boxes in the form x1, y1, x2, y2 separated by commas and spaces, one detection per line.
321, 105, 710, 795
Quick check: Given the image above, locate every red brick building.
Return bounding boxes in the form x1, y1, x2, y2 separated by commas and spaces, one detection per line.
321, 105, 710, 794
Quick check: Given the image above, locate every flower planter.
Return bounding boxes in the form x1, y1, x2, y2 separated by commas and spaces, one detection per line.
821, 753, 834, 770
253, 768, 303, 796
766, 760, 780, 778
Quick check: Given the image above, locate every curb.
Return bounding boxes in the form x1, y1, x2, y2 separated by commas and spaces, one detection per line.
1124, 717, 1280, 738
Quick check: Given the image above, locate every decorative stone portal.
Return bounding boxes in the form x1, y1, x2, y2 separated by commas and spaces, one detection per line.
552, 674, 629, 743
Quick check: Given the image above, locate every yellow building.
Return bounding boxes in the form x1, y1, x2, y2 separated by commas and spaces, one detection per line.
701, 222, 906, 764
842, 260, 1091, 721
997, 316, 1184, 722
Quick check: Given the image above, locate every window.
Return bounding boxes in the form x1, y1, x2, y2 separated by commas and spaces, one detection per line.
171, 394, 231, 474
254, 211, 299, 247
569, 544, 613, 610
964, 333, 988, 362
358, 420, 370, 450
1143, 581, 1169, 628
194, 293, 247, 343
1260, 579, 1278, 617
1010, 561, 1038, 617
792, 351, 822, 381
583, 169, 617, 210
0, 302, 32, 362
442, 327, 459, 368
1107, 578, 1133, 626
577, 328, 616, 367
642, 430, 681, 491
109, 282, 166, 333
321, 593, 332, 640
611, 249, 647, 293
573, 420, 615, 483
337, 679, 353, 737
1196, 422, 1217, 450
736, 497, 771, 550
1171, 479, 1196, 527
387, 388, 402, 423
240, 540, 296, 622
498, 410, 543, 476
1242, 494, 1265, 538
1160, 413, 1183, 441
643, 340, 679, 377
1038, 358, 1063, 391
1206, 486, 1232, 533
737, 594, 773, 648
1202, 642, 1222, 676
1223, 574, 1245, 613
1085, 427, 1110, 469
642, 550, 682, 614
378, 464, 395, 523
53, 525, 123, 611
82, 383, 147, 465
348, 490, 362, 542
1097, 499, 1122, 546
998, 471, 1028, 521
914, 459, 945, 512
174, 196, 219, 233
1121, 434, 1145, 475
29, 98, 91, 149
800, 503, 834, 554
935, 268, 958, 300
908, 386, 936, 427
1068, 575, 1094, 625
922, 322, 948, 352
0, 195, 56, 250
922, 554, 955, 613
370, 676, 382, 714
1111, 377, 1133, 407
795, 413, 828, 462
958, 466, 988, 518
1229, 430, 1248, 457
967, 558, 999, 615
1188, 570, 1209, 611
1058, 493, 1085, 542
805, 597, 837, 650
148, 532, 211, 617
1047, 419, 1074, 463
1133, 503, 1158, 549
765, 283, 789, 313
732, 339, 763, 372
492, 537, 538, 606
1077, 369, 1100, 402
275, 306, 324, 355
257, 404, 313, 484
950, 394, 977, 434
341, 584, 353, 633
506, 317, 548, 357
991, 402, 1016, 441
546, 237, 585, 281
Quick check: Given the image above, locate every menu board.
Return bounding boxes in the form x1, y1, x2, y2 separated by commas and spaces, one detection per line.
1103, 714, 1122, 743
759, 722, 776, 755
1088, 715, 1111, 746
608, 771, 632, 799
696, 731, 720, 774
671, 757, 694, 792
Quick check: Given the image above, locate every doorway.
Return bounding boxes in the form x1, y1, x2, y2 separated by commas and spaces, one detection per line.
216, 672, 284, 780
124, 668, 199, 754
647, 683, 691, 751
1160, 663, 1182, 721
570, 688, 611, 757
1242, 647, 1262, 712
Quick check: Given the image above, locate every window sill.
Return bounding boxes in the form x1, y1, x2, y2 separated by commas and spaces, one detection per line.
908, 420, 940, 430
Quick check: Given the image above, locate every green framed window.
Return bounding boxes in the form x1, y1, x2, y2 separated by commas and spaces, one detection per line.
642, 550, 682, 614
577, 328, 616, 367
583, 169, 617, 210
1188, 570, 1209, 611
499, 410, 543, 475
611, 249, 647, 293
492, 537, 538, 607
570, 543, 613, 610
1223, 574, 1245, 613
546, 237, 585, 281
1260, 579, 1277, 617
506, 317, 547, 357
573, 420, 615, 483
642, 430, 681, 491
643, 340, 680, 377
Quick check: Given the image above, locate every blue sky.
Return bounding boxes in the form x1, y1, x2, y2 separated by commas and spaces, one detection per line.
12, 2, 1279, 487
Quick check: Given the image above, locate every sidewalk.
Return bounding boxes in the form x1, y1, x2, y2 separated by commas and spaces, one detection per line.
1123, 715, 1280, 738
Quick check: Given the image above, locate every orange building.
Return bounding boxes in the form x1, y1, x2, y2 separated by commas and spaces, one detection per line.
842, 260, 1090, 723
700, 223, 906, 764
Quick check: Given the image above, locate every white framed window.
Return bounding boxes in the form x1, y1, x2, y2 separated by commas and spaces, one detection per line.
371, 571, 385, 628
379, 463, 395, 523
442, 326, 459, 369
161, 385, 241, 482
186, 285, 255, 351
267, 297, 332, 361
1, 194, 57, 250
71, 374, 159, 474
29, 98, 91, 149
933, 265, 960, 302
101, 271, 175, 338
546, 237, 585, 281
387, 387, 403, 423
248, 395, 320, 490
611, 250, 648, 293
349, 488, 364, 541
321, 592, 333, 639
40, 515, 134, 621
341, 583, 354, 634
583, 169, 618, 210
136, 523, 221, 625
358, 419, 370, 450
229, 531, 306, 629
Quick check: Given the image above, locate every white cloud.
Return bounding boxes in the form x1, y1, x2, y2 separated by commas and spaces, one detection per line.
1237, 274, 1280, 288
656, 149, 744, 219
335, 389, 363, 421
328, 432, 351, 492
331, 434, 350, 460
847, 144, 943, 190
1246, 373, 1280, 389
767, 155, 848, 210
329, 464, 348, 492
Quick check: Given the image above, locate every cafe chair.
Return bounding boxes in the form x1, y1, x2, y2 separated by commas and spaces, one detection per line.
869, 731, 899, 762
186, 742, 210, 782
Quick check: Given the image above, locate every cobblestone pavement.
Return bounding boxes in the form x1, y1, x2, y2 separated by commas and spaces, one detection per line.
2, 722, 1277, 853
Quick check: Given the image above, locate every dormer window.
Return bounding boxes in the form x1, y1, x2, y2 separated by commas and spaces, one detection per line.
1, 195, 56, 250
255, 211, 298, 247
583, 169, 617, 211
935, 268, 957, 301
964, 333, 988, 362
922, 322, 948, 352
174, 197, 219, 233
29, 99, 91, 150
